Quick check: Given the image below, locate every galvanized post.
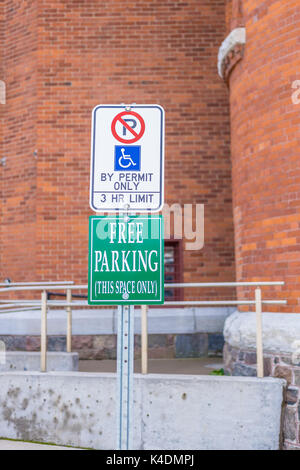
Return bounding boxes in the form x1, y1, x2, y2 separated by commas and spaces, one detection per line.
141, 304, 148, 374
116, 304, 135, 450
255, 287, 264, 378
41, 290, 47, 372
66, 288, 72, 353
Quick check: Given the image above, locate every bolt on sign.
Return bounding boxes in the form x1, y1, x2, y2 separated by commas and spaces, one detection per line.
88, 215, 164, 305
90, 104, 165, 212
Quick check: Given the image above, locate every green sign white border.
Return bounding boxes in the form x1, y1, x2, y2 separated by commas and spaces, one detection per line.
88, 215, 164, 305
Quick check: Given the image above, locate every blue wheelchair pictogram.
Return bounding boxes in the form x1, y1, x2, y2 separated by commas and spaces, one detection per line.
114, 145, 141, 171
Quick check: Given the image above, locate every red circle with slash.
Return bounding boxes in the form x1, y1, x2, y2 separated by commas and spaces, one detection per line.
111, 110, 145, 144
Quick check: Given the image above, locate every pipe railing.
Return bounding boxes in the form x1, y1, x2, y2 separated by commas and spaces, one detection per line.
0, 281, 285, 293
0, 281, 286, 377
0, 281, 74, 287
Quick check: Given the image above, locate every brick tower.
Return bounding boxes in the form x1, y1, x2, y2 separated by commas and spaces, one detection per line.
219, 0, 300, 449
220, 0, 300, 312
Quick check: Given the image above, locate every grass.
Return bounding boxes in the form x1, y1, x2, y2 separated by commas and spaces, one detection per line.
0, 437, 92, 450
209, 368, 225, 376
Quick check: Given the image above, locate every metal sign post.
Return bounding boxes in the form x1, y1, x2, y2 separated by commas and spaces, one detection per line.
88, 212, 164, 450
88, 103, 165, 451
116, 304, 135, 450
116, 210, 135, 450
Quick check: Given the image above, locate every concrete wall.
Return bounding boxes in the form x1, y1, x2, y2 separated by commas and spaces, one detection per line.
0, 372, 285, 450
0, 352, 78, 372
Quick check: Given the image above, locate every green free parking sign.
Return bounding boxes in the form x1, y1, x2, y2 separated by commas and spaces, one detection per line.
88, 215, 164, 305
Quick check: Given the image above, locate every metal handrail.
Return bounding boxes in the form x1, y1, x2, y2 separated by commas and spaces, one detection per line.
0, 281, 284, 293
0, 281, 287, 378
0, 281, 74, 287
0, 284, 84, 293
0, 299, 287, 307
164, 281, 285, 287
0, 306, 40, 313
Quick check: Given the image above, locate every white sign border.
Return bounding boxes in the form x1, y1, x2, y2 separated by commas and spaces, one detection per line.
89, 215, 164, 304
90, 104, 165, 213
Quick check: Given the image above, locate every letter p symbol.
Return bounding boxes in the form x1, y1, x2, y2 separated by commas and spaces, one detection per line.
123, 119, 137, 136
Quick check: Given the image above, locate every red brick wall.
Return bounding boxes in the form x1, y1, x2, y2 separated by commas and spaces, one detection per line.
229, 0, 300, 311
225, 0, 233, 34
1, 0, 235, 300
0, 1, 4, 273
225, 0, 244, 35
0, 0, 38, 283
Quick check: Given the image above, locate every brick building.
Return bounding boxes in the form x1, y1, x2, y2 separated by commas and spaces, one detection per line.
0, 0, 235, 298
0, 0, 300, 450
219, 0, 300, 450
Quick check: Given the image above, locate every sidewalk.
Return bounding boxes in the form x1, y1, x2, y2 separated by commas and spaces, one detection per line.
79, 357, 224, 375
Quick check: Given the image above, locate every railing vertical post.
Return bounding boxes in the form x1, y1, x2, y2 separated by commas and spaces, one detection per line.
66, 288, 72, 353
41, 290, 47, 372
141, 305, 148, 374
255, 287, 264, 378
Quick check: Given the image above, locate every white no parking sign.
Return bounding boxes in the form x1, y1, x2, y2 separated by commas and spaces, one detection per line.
90, 104, 165, 212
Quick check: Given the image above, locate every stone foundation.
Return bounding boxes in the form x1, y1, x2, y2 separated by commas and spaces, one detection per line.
0, 307, 232, 360
0, 333, 224, 360
223, 311, 300, 450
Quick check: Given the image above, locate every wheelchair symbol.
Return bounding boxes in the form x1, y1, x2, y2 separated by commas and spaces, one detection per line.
118, 148, 137, 168
114, 146, 141, 171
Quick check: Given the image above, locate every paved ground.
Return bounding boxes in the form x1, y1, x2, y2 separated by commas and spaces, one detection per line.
0, 439, 81, 450
79, 357, 224, 375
